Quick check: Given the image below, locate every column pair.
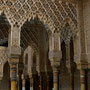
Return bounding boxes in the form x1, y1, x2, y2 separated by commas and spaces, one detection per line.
22, 74, 34, 90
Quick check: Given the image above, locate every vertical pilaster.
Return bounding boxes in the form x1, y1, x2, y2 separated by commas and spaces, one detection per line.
22, 74, 26, 90
80, 69, 86, 90
10, 64, 17, 90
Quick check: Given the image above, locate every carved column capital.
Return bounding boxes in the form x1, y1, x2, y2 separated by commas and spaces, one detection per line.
77, 62, 88, 70
8, 58, 19, 65
8, 46, 21, 58
49, 51, 62, 68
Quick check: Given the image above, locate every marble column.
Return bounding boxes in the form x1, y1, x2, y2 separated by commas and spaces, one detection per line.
22, 74, 26, 90
53, 68, 58, 90
80, 69, 86, 90
30, 76, 33, 90
47, 75, 50, 90
0, 79, 2, 89
40, 74, 43, 90
70, 72, 74, 90
10, 64, 17, 90
88, 71, 90, 90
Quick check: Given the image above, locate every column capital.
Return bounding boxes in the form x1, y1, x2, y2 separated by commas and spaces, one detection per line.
77, 62, 88, 70
49, 51, 62, 68
8, 57, 19, 65
52, 67, 59, 73
49, 51, 62, 61
8, 46, 21, 58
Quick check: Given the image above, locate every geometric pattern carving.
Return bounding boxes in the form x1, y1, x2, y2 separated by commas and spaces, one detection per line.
0, 47, 8, 65
0, 0, 77, 32
61, 23, 73, 44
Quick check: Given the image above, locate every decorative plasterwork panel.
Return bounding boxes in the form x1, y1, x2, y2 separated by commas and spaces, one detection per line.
61, 23, 73, 44
0, 47, 8, 78
0, 47, 8, 65
0, 0, 77, 32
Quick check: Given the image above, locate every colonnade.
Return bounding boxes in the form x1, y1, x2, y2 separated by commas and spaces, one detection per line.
8, 65, 87, 90
3, 1, 88, 90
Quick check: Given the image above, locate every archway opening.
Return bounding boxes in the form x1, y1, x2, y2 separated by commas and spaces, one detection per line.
0, 62, 10, 90
21, 16, 52, 90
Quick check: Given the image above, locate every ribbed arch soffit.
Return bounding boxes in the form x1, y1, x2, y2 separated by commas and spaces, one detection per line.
0, 0, 77, 32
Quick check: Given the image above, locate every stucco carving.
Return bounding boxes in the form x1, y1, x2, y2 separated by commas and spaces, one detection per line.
0, 0, 77, 33
0, 47, 8, 78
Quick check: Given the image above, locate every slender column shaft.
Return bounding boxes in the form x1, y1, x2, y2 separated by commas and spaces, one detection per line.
40, 75, 43, 90
30, 76, 33, 90
70, 73, 74, 90
10, 64, 17, 90
80, 69, 86, 90
47, 76, 50, 90
53, 69, 58, 90
22, 79, 25, 90
88, 71, 90, 90
22, 74, 25, 90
